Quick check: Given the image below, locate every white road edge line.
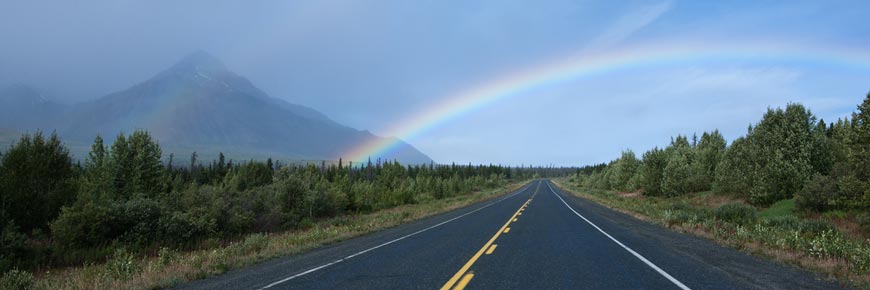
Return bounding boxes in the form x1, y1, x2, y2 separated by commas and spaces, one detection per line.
545, 181, 692, 290
256, 182, 536, 289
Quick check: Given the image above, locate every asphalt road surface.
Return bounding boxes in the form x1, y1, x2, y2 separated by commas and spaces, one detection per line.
175, 180, 841, 290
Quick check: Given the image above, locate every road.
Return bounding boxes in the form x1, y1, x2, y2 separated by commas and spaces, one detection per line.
176, 180, 841, 290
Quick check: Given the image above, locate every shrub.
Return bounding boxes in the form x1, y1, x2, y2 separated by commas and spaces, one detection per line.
156, 247, 178, 268
112, 199, 163, 247
0, 269, 34, 290
0, 222, 28, 273
795, 174, 836, 212
105, 248, 140, 280
798, 220, 837, 235
158, 211, 212, 246
858, 213, 870, 236
762, 216, 801, 230
714, 203, 757, 225
51, 202, 113, 249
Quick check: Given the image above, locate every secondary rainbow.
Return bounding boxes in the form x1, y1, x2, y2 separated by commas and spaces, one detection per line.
344, 42, 870, 163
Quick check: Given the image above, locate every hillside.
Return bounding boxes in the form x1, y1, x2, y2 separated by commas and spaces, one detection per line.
0, 52, 431, 163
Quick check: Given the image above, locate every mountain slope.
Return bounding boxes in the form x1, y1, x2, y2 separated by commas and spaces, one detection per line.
0, 84, 66, 131
4, 52, 432, 163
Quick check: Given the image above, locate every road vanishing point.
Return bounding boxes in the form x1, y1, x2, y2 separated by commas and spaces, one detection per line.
176, 180, 840, 290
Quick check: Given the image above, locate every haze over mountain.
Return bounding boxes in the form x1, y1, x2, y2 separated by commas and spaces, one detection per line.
0, 84, 65, 131
0, 52, 432, 164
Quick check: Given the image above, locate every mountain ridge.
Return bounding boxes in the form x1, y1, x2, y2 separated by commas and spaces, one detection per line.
0, 51, 432, 164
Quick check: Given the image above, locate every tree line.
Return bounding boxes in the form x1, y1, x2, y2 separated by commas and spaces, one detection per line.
0, 131, 554, 272
575, 92, 870, 216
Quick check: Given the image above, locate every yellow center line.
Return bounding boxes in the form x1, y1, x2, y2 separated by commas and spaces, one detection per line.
439, 181, 541, 290
485, 244, 497, 255
503, 227, 511, 233
454, 272, 475, 290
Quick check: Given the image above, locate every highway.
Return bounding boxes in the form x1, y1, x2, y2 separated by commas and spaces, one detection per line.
176, 180, 840, 290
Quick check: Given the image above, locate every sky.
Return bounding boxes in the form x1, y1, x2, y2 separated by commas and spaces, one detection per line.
1, 0, 870, 166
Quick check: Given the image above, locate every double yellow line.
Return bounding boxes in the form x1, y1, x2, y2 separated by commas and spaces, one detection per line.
440, 181, 541, 290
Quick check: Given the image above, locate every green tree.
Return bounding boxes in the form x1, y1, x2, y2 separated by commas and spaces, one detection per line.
110, 133, 133, 199
747, 104, 824, 205
842, 92, 870, 209
127, 130, 163, 197
640, 147, 668, 196
691, 130, 726, 191
661, 136, 694, 196
0, 131, 75, 232
715, 136, 756, 196
79, 135, 111, 203
609, 150, 640, 192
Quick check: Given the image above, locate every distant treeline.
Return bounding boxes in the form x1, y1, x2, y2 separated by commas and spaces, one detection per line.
575, 92, 870, 215
0, 131, 568, 272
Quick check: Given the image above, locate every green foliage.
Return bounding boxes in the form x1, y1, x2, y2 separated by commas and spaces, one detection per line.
0, 222, 27, 273
639, 147, 668, 196
0, 269, 34, 290
661, 136, 694, 196
5, 130, 537, 274
692, 130, 726, 191
714, 136, 754, 195
0, 131, 76, 233
841, 92, 870, 210
104, 248, 140, 280
608, 150, 640, 192
795, 174, 837, 212
858, 213, 870, 236
50, 202, 112, 249
711, 104, 830, 206
714, 202, 757, 226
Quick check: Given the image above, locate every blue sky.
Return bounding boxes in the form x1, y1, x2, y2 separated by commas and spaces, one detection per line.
1, 0, 869, 165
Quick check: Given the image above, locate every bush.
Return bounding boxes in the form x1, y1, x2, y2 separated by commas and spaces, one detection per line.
52, 199, 165, 249
156, 247, 178, 268
158, 211, 212, 246
112, 199, 163, 247
798, 220, 837, 235
105, 248, 140, 279
714, 203, 757, 225
858, 213, 870, 236
762, 216, 801, 230
0, 222, 28, 273
51, 202, 114, 249
0, 269, 34, 290
795, 174, 837, 212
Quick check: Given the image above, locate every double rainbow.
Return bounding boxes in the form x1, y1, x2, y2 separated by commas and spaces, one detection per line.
344, 42, 870, 163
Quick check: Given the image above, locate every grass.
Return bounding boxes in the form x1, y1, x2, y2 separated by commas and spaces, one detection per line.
760, 199, 796, 219
20, 181, 528, 290
551, 178, 870, 289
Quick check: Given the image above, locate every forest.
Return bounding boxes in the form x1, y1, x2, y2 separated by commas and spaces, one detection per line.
574, 92, 870, 232
0, 131, 553, 277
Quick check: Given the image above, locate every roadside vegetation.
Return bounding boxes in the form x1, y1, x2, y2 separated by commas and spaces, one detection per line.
0, 129, 548, 289
560, 92, 870, 288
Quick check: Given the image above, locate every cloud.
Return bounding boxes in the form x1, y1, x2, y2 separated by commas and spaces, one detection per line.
584, 0, 673, 51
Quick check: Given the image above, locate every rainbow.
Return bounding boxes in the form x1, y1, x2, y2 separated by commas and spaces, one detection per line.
344, 42, 870, 163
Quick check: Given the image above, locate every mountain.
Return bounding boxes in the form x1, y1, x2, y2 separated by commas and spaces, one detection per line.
1, 52, 432, 163
0, 84, 66, 131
